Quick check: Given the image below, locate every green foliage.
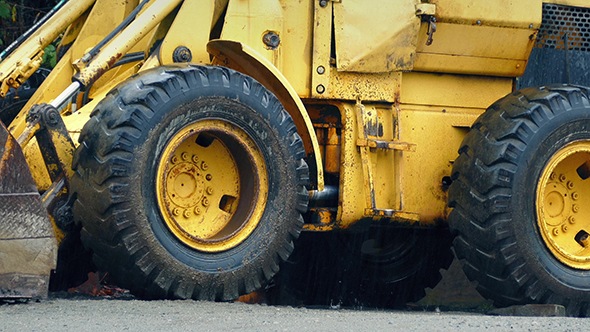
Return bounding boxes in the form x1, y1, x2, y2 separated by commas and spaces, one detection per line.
0, 1, 11, 46
41, 44, 56, 68
0, 1, 11, 20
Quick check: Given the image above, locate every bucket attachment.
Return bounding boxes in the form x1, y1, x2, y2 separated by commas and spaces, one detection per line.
0, 122, 56, 300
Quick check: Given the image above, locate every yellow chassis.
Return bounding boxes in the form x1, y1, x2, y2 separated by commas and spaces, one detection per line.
0, 0, 578, 234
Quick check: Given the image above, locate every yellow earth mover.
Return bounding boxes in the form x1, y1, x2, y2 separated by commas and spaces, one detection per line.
1, 0, 590, 314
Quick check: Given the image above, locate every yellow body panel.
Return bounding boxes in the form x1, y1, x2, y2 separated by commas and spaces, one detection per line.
415, 23, 537, 77
221, 0, 284, 71
333, 0, 420, 73
396, 73, 513, 223
431, 0, 542, 28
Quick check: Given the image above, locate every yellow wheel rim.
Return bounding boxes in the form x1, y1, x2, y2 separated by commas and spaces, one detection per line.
156, 119, 268, 252
537, 140, 590, 269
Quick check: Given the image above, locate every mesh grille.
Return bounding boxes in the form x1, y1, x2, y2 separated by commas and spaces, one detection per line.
535, 3, 590, 52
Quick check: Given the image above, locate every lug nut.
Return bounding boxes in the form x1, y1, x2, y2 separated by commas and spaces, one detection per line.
553, 228, 560, 236
573, 204, 580, 213
562, 224, 569, 232
559, 174, 567, 182
206, 174, 212, 181
206, 187, 214, 195
183, 209, 191, 218
202, 197, 209, 207
201, 161, 208, 170
572, 192, 579, 200
173, 208, 181, 216
192, 155, 199, 163
172, 156, 179, 164
567, 181, 574, 189
194, 207, 201, 215
550, 172, 556, 180
569, 216, 576, 224
182, 152, 189, 161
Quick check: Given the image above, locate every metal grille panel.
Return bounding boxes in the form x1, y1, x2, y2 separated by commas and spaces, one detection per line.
536, 3, 590, 52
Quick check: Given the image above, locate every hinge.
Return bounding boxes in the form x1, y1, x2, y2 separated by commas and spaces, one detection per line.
416, 3, 437, 45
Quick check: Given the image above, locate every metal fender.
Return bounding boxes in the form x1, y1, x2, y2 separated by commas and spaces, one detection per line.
207, 40, 324, 191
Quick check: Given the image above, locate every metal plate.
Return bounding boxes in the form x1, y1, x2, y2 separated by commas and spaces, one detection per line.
0, 122, 56, 299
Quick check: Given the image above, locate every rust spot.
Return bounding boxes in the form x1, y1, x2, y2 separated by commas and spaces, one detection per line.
106, 53, 123, 69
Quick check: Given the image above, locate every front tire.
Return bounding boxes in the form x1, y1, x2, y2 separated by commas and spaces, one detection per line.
71, 65, 309, 300
449, 85, 590, 316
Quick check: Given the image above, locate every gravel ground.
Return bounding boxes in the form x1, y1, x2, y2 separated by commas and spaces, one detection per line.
1, 295, 590, 332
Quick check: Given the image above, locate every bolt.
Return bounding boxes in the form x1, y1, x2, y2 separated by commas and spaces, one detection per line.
206, 174, 212, 181
206, 187, 214, 195
192, 155, 199, 163
316, 84, 325, 94
182, 152, 189, 161
553, 228, 560, 236
262, 31, 280, 49
567, 181, 574, 189
317, 66, 325, 75
572, 192, 579, 200
529, 23, 534, 29
573, 204, 580, 213
201, 161, 208, 170
569, 216, 576, 224
172, 46, 192, 63
202, 197, 209, 207
477, 20, 482, 25
319, 0, 328, 7
183, 209, 191, 218
172, 156, 179, 164
173, 208, 181, 216
560, 174, 567, 182
562, 224, 569, 232
550, 172, 556, 180
194, 207, 201, 215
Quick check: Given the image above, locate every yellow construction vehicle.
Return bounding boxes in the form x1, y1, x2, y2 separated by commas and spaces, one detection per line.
1, 0, 589, 314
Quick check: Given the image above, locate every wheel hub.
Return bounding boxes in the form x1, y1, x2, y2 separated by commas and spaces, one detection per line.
537, 141, 590, 269
166, 162, 205, 207
156, 119, 268, 253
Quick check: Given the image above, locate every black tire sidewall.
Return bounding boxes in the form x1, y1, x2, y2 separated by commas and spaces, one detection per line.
513, 107, 590, 293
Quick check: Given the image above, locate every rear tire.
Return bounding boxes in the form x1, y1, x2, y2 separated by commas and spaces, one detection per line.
71, 64, 309, 300
449, 85, 590, 316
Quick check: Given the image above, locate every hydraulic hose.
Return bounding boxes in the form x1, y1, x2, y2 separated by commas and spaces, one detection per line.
79, 0, 151, 64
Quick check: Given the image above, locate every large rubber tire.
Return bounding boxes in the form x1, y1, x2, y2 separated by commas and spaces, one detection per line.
449, 85, 590, 316
71, 65, 309, 300
270, 227, 453, 308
